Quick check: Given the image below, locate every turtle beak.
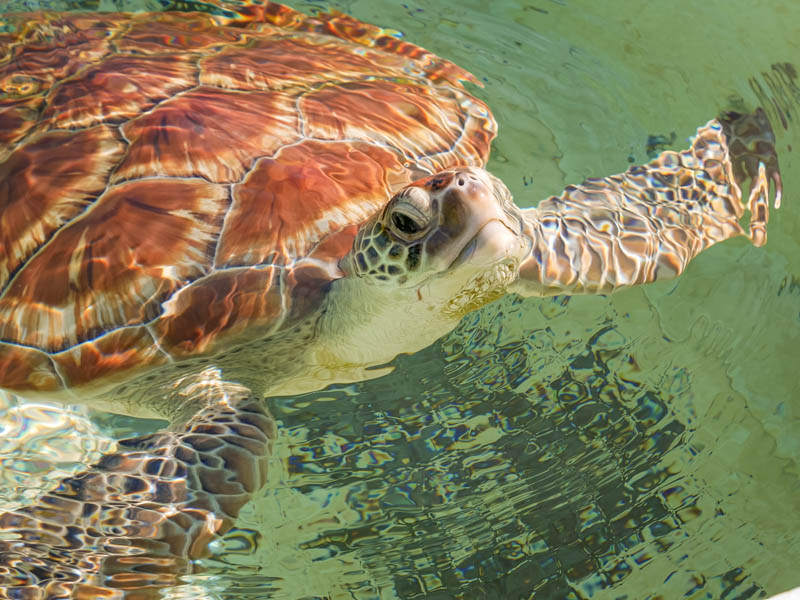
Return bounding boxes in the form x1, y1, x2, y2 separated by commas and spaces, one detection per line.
418, 166, 525, 272
448, 218, 521, 270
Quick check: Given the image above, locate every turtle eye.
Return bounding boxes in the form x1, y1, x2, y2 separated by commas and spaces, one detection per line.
387, 187, 432, 239
388, 205, 431, 240
391, 211, 424, 235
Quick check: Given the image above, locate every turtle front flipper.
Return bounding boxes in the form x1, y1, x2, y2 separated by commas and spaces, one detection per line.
0, 376, 274, 599
511, 108, 783, 297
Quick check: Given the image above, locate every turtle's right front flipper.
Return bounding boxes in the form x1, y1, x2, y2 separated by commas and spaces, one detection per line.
0, 379, 274, 599
511, 108, 783, 297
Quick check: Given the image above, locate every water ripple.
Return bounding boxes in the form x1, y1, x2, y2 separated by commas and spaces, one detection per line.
0, 0, 799, 598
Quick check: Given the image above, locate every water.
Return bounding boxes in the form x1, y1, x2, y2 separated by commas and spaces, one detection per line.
1, 0, 799, 598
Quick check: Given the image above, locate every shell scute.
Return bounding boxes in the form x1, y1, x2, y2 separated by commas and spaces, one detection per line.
200, 35, 408, 92
227, 1, 478, 86
0, 95, 41, 151
0, 343, 62, 393
305, 224, 359, 267
0, 178, 228, 351
0, 27, 111, 149
41, 53, 198, 131
216, 140, 409, 269
117, 16, 251, 55
284, 259, 342, 322
154, 267, 283, 358
51, 327, 170, 391
116, 86, 299, 183
301, 80, 492, 171
0, 125, 126, 288
0, 23, 111, 84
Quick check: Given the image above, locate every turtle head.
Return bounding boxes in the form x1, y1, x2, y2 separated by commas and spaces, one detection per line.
345, 166, 527, 317
320, 167, 527, 380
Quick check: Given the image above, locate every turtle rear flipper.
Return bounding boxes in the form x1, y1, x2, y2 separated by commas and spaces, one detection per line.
512, 108, 783, 297
0, 381, 274, 599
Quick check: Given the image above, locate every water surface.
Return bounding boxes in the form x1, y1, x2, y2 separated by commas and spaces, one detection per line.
1, 0, 799, 598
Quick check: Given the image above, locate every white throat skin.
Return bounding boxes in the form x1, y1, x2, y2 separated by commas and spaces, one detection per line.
307, 274, 464, 388
275, 237, 523, 396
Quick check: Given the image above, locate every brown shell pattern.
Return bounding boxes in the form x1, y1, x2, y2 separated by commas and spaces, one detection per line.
0, 3, 496, 394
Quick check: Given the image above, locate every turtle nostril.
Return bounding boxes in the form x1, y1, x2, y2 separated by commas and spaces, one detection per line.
457, 177, 466, 186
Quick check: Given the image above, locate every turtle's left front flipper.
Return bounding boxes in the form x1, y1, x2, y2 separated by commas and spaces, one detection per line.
0, 380, 275, 599
511, 108, 783, 297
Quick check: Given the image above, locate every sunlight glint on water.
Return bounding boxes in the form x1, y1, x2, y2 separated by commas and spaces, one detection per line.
0, 0, 799, 598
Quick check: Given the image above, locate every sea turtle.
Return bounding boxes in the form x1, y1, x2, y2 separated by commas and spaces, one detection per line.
0, 1, 783, 597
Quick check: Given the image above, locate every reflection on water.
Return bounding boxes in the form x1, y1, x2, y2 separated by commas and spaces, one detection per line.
0, 392, 113, 511
1, 0, 799, 598
213, 297, 697, 599
189, 280, 798, 599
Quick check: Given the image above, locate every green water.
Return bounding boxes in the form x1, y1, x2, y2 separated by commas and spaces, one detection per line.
1, 0, 799, 598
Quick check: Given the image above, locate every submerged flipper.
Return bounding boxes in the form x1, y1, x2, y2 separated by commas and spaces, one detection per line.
0, 382, 274, 599
512, 108, 783, 296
